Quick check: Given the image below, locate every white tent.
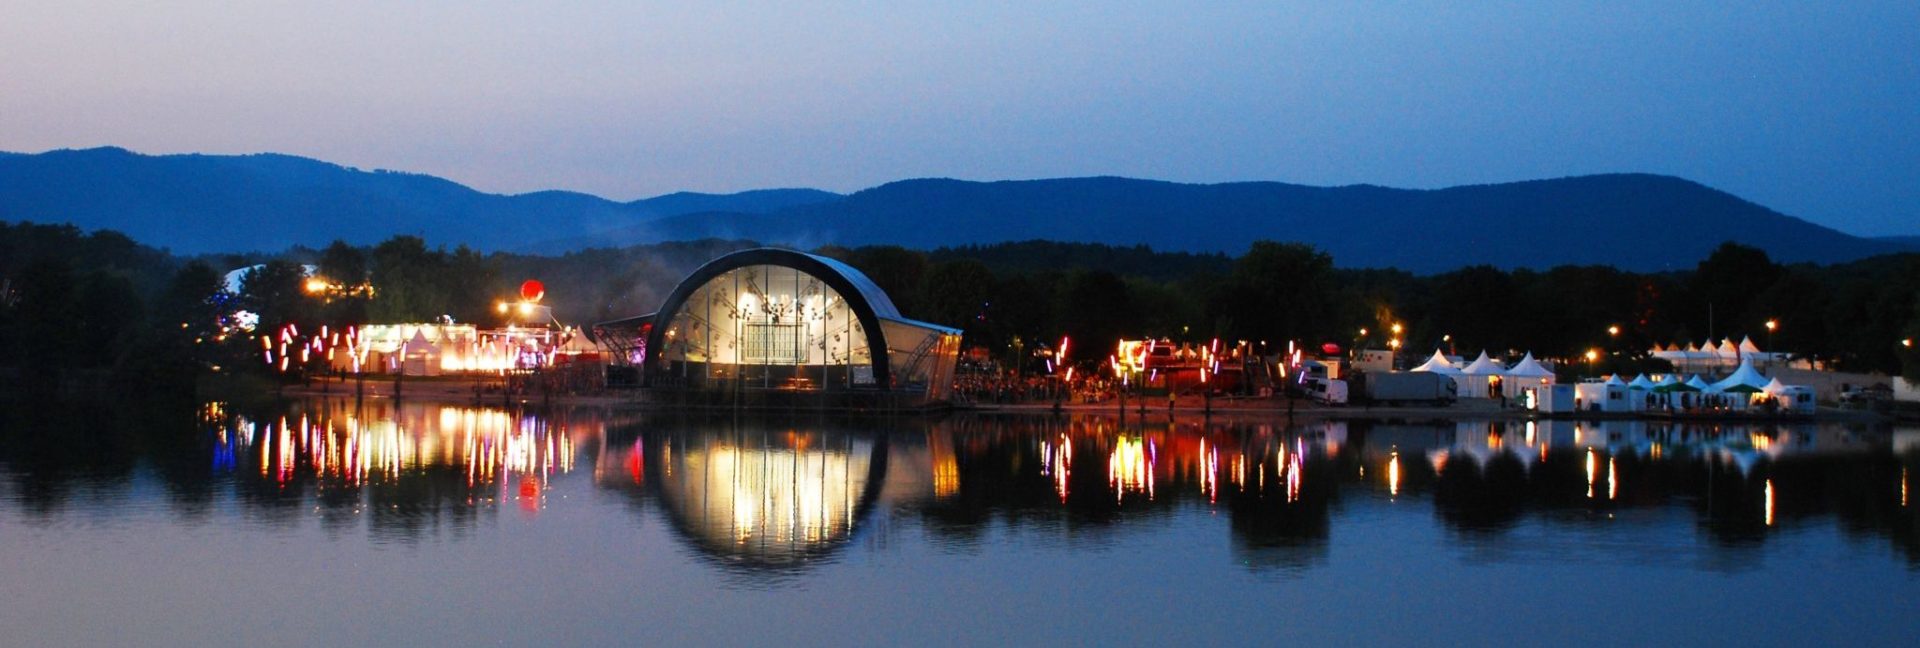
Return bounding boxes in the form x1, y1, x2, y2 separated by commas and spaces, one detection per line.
400, 329, 442, 376
1708, 360, 1770, 394
1412, 349, 1464, 376
1505, 352, 1556, 404
1622, 374, 1656, 411
1762, 377, 1817, 415
1458, 351, 1507, 398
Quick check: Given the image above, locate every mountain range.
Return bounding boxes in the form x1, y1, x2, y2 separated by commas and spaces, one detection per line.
1, 147, 1909, 273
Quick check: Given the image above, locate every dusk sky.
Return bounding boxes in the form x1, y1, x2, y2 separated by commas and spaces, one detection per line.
2, 1, 1914, 236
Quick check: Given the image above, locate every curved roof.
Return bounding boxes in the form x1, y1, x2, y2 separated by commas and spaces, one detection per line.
641, 248, 905, 389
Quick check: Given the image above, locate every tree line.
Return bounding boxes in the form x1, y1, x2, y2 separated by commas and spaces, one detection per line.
3, 221, 1917, 392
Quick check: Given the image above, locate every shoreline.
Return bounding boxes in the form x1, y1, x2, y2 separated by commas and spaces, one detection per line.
271, 375, 1896, 424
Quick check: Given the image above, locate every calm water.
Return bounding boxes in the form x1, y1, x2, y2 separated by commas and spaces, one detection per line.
3, 398, 1918, 647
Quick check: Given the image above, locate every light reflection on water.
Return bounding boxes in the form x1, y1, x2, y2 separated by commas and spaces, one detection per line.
2, 398, 1919, 645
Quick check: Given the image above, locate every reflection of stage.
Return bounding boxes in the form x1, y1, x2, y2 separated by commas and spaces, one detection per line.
631, 424, 891, 572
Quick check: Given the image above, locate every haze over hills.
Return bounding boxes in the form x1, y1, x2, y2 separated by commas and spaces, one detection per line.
0, 147, 1907, 273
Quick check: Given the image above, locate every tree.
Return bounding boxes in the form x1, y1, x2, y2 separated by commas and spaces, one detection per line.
72, 270, 144, 368
317, 240, 370, 326
239, 260, 315, 335
1057, 270, 1133, 363
368, 236, 449, 322
1214, 241, 1336, 345
917, 259, 995, 343
1690, 242, 1780, 339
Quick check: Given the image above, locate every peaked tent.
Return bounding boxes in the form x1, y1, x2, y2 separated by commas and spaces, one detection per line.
1457, 351, 1507, 398
1627, 374, 1655, 390
1504, 352, 1556, 396
1412, 349, 1464, 376
1709, 360, 1770, 394
1685, 375, 1712, 392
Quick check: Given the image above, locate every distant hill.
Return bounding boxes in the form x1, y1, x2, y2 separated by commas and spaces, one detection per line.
0, 147, 1905, 272
1875, 236, 1920, 252
639, 175, 1904, 272
0, 147, 837, 254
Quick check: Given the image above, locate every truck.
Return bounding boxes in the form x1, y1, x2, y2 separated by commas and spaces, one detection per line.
1356, 371, 1456, 406
1307, 378, 1349, 405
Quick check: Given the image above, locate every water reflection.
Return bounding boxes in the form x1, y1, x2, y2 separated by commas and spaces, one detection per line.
4, 398, 1920, 574
204, 399, 597, 542
636, 423, 887, 574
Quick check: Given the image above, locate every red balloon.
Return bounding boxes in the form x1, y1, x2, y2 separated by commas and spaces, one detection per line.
520, 279, 545, 303
1320, 342, 1342, 355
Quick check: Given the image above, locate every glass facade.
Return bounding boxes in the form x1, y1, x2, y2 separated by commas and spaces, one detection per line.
639, 252, 963, 402
654, 263, 873, 390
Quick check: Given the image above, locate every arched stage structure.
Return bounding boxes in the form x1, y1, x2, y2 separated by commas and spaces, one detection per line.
598, 248, 962, 407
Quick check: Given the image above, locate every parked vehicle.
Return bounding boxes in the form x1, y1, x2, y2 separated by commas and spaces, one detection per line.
1356, 371, 1456, 406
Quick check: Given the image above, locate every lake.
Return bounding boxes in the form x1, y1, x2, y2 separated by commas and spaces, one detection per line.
3, 398, 1917, 646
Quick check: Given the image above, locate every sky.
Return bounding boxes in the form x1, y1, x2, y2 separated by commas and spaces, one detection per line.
1, 1, 1915, 236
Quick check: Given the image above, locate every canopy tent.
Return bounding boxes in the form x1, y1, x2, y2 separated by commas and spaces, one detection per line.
1763, 377, 1818, 415
1604, 374, 1627, 387
1652, 375, 1698, 393
1505, 353, 1553, 378
1504, 352, 1556, 396
1411, 349, 1464, 376
400, 329, 442, 376
1708, 360, 1770, 394
1456, 351, 1506, 398
1685, 375, 1712, 392
1626, 374, 1655, 390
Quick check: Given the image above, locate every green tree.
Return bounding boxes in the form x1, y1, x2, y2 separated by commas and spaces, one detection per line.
1214, 241, 1335, 345
239, 260, 315, 336
72, 270, 145, 368
1690, 242, 1780, 340
918, 259, 995, 341
317, 240, 370, 326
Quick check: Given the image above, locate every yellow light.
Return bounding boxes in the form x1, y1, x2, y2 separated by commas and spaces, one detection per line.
1607, 325, 1620, 337
1904, 339, 1913, 348
1390, 323, 1402, 335
496, 302, 509, 314
1765, 319, 1777, 332
1764, 479, 1775, 526
1585, 349, 1599, 363
1359, 328, 1368, 337
303, 277, 328, 294
517, 302, 534, 316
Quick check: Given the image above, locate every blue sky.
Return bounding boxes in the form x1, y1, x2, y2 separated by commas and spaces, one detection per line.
2, 1, 1914, 235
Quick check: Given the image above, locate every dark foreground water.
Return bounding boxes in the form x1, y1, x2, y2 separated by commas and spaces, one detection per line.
3, 398, 1918, 647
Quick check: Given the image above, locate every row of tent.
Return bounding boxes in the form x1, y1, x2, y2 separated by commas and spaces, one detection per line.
1411, 348, 1816, 414
1648, 336, 1789, 368
1559, 361, 1816, 415
1410, 349, 1555, 398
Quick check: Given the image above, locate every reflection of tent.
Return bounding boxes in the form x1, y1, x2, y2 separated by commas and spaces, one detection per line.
1709, 360, 1769, 394
1412, 350, 1464, 376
